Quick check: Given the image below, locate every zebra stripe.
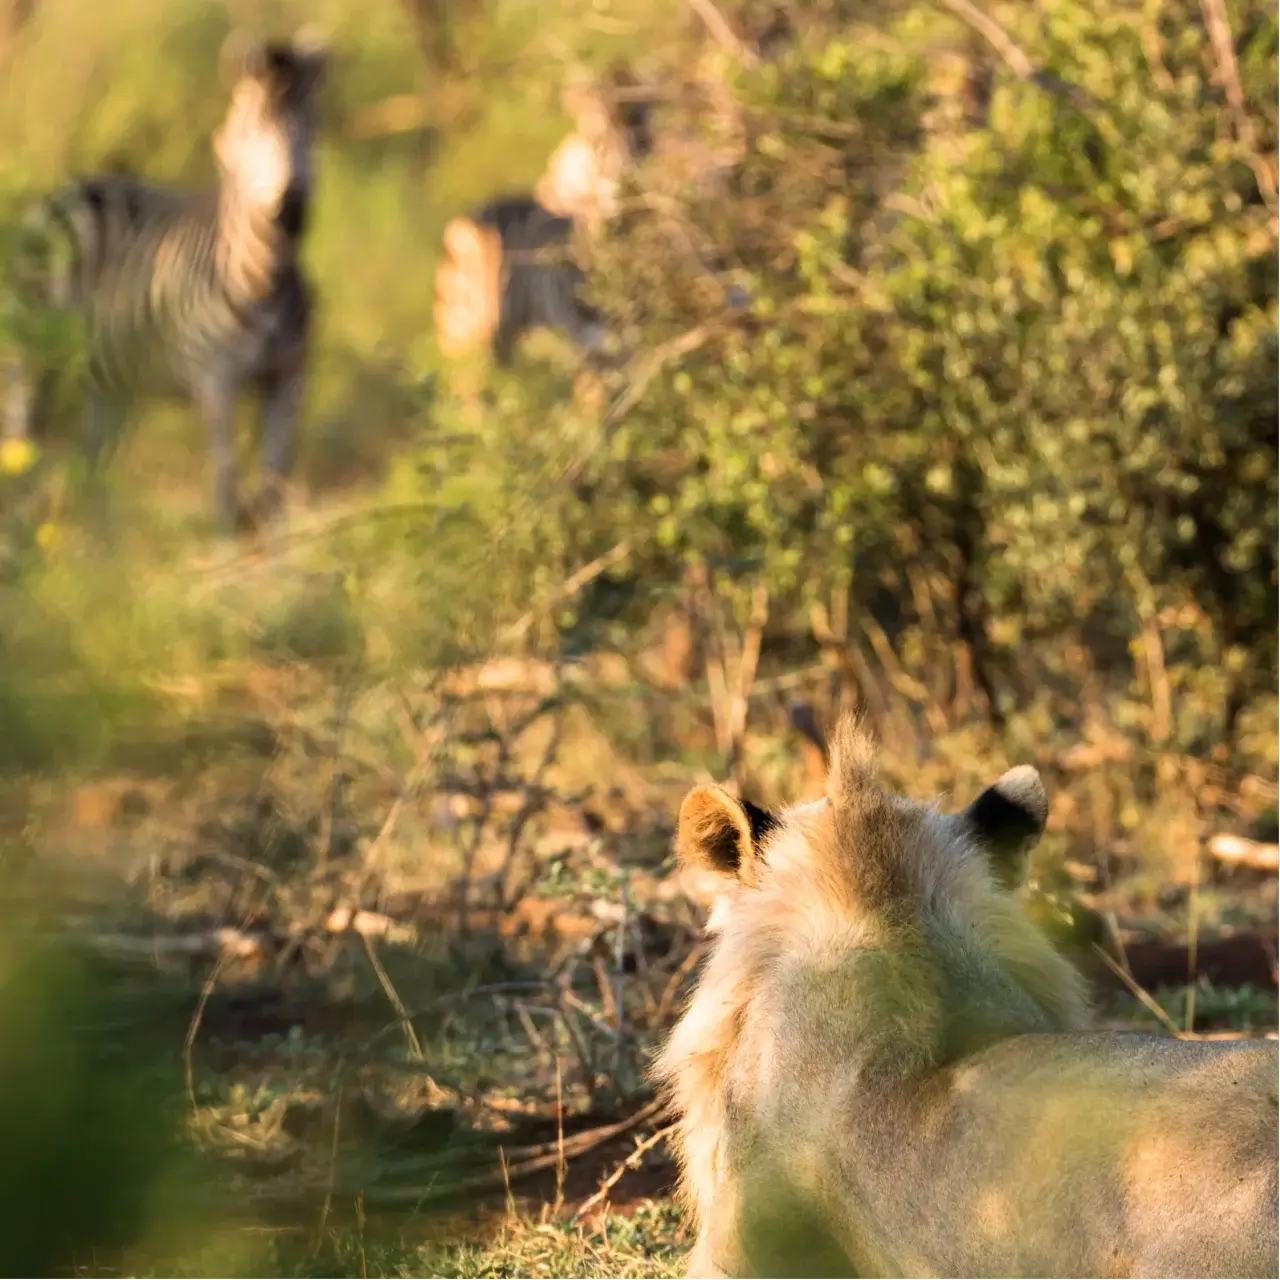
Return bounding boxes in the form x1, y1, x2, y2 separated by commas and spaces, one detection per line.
471, 195, 607, 366
3, 29, 327, 537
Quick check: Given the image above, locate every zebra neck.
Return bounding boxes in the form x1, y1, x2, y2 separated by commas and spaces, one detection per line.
216, 182, 293, 302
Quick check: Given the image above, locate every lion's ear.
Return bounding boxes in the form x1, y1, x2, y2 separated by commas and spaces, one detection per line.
962, 766, 1048, 889
675, 785, 776, 887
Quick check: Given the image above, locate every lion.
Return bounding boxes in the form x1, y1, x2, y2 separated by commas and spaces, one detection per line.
655, 715, 1279, 1279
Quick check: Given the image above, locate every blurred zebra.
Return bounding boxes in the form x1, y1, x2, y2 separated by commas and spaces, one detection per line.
2, 29, 328, 537
537, 62, 655, 234
434, 65, 655, 368
433, 195, 607, 366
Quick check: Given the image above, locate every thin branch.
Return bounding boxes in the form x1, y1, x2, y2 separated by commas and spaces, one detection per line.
362, 933, 425, 1062
1091, 942, 1185, 1039
184, 954, 228, 1112
934, 0, 1097, 115
604, 323, 717, 428
652, 939, 707, 1029
314, 1076, 345, 1252
681, 0, 759, 67
502, 541, 632, 644
345, 93, 432, 141
687, 562, 734, 760
810, 602, 892, 737
1198, 0, 1278, 211
726, 581, 769, 782
1122, 561, 1172, 745
573, 1122, 676, 1219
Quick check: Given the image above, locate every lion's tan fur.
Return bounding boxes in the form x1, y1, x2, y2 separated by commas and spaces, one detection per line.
655, 717, 1278, 1278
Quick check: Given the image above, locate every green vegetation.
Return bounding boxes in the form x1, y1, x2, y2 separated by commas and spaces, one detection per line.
0, 0, 1275, 1274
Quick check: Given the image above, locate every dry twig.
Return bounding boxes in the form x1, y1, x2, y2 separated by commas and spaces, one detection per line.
1122, 561, 1172, 744
726, 581, 769, 782
934, 0, 1096, 115
184, 953, 228, 1111
574, 1122, 677, 1219
681, 0, 759, 66
1091, 942, 1184, 1038
314, 1076, 345, 1252
652, 939, 707, 1029
604, 323, 717, 428
502, 542, 632, 644
1198, 0, 1278, 210
362, 933, 425, 1062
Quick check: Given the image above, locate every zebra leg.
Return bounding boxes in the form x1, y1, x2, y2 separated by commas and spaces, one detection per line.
194, 378, 239, 540
493, 314, 520, 367
255, 369, 300, 530
78, 395, 127, 535
559, 268, 611, 358
2, 356, 34, 443
82, 395, 128, 471
528, 256, 612, 360
572, 314, 611, 364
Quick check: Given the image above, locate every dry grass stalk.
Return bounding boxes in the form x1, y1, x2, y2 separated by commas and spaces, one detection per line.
361, 932, 425, 1062
573, 1121, 677, 1219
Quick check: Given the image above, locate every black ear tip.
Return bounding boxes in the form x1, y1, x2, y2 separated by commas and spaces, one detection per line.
741, 797, 780, 847
993, 765, 1048, 831
967, 765, 1049, 856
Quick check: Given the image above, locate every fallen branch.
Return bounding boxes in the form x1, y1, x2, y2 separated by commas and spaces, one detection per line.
64, 887, 679, 976
345, 94, 432, 140
72, 927, 266, 961
1206, 834, 1280, 874
326, 906, 418, 942
64, 907, 414, 966
245, 1096, 672, 1210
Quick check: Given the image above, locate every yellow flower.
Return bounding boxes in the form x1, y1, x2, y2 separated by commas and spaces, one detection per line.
0, 437, 37, 476
35, 521, 61, 551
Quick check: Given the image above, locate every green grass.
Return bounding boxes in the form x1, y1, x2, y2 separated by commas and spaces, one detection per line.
75, 1201, 686, 1278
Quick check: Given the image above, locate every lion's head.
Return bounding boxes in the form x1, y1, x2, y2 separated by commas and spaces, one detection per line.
654, 714, 1091, 1237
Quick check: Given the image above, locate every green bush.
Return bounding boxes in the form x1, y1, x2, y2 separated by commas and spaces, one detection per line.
0, 933, 197, 1275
